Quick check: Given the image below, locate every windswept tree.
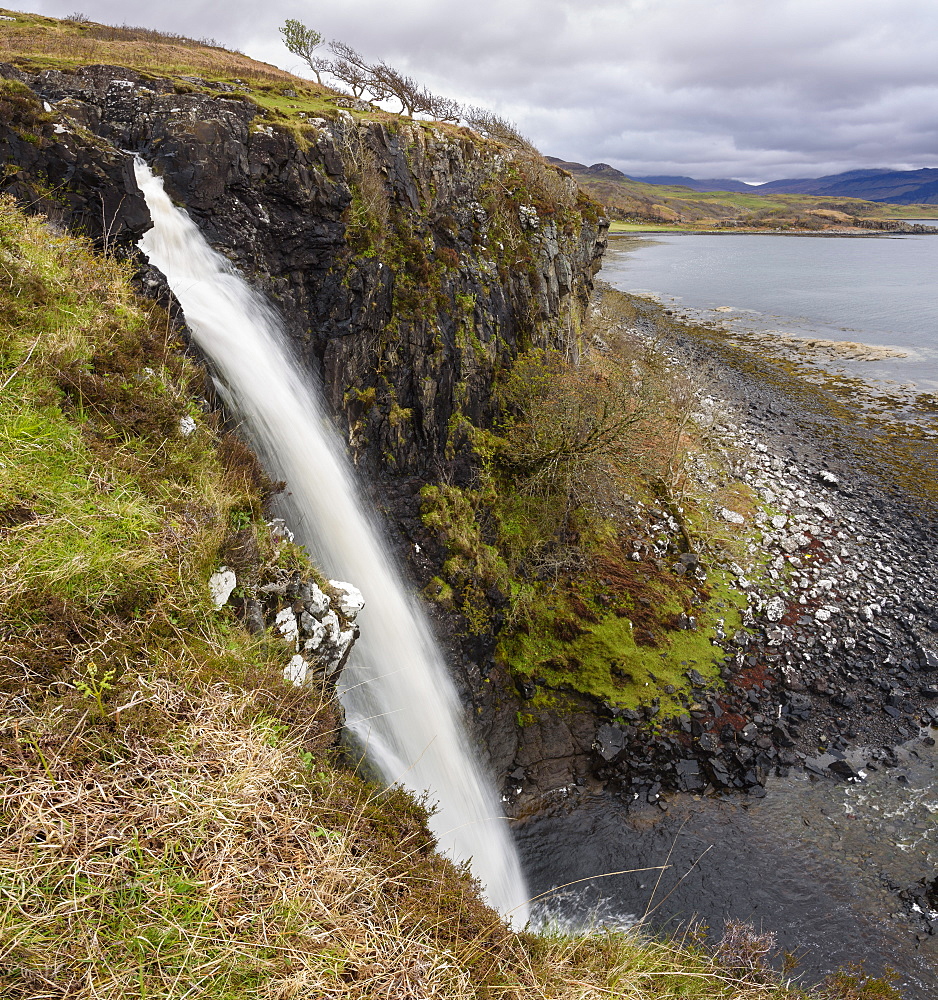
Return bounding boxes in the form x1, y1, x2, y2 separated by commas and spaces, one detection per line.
328, 40, 374, 99
368, 62, 431, 117
279, 19, 331, 84
281, 24, 534, 136
427, 92, 463, 123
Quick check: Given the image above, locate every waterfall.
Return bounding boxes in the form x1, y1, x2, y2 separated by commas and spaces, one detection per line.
133, 160, 529, 921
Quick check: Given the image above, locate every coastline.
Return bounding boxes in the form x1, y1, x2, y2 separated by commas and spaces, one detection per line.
631, 291, 938, 755
516, 292, 938, 995
607, 223, 938, 237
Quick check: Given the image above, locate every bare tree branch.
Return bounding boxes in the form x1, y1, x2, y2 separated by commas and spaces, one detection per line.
328, 41, 374, 99
462, 105, 534, 150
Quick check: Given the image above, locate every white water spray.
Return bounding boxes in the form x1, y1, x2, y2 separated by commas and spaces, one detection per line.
133, 161, 529, 920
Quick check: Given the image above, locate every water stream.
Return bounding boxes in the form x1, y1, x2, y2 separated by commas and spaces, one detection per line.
133, 160, 529, 920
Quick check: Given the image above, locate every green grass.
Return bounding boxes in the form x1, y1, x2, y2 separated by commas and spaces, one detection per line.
0, 199, 237, 633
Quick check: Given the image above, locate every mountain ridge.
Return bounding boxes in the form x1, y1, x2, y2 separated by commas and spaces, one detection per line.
545, 157, 938, 204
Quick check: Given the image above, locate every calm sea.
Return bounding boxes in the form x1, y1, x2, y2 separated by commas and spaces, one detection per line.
602, 232, 938, 392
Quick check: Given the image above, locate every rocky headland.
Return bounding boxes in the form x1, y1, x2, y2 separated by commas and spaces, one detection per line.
0, 14, 932, 996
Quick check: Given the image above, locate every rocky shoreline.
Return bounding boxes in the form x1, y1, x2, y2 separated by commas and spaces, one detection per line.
586, 314, 938, 806
379, 298, 938, 820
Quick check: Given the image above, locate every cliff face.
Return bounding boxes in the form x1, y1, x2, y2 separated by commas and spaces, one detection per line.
0, 61, 608, 799
1, 63, 606, 479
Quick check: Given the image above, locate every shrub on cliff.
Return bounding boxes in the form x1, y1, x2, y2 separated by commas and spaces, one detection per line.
420, 285, 752, 714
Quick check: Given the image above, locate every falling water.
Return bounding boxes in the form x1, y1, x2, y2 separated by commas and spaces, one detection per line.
133, 160, 529, 920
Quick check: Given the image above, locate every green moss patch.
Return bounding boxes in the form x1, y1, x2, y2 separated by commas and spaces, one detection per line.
421, 289, 762, 717
501, 565, 744, 716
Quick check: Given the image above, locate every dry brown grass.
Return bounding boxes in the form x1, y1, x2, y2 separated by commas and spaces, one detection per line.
0, 9, 297, 83
0, 666, 847, 1000
0, 678, 471, 998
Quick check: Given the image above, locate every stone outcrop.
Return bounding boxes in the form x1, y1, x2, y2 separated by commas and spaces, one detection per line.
211, 519, 362, 693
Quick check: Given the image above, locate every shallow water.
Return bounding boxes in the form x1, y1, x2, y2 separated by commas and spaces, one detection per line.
602, 234, 938, 392
518, 737, 938, 995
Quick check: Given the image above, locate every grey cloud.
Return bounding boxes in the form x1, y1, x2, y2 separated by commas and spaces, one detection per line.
26, 0, 938, 180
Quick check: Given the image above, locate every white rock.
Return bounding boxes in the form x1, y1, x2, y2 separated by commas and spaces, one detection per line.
765, 596, 786, 622
321, 610, 341, 641
267, 518, 295, 543
781, 533, 809, 553
178, 415, 197, 436
771, 514, 788, 529
328, 580, 365, 620
208, 567, 237, 607
814, 608, 831, 622
304, 583, 330, 617
814, 502, 835, 520
299, 611, 325, 642
275, 608, 299, 645
332, 628, 356, 668
721, 508, 745, 525
284, 654, 307, 686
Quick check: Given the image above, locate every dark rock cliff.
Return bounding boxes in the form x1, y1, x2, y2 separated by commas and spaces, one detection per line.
1, 63, 606, 477
1, 61, 608, 803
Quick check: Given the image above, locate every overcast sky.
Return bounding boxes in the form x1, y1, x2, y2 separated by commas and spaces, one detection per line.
24, 0, 938, 181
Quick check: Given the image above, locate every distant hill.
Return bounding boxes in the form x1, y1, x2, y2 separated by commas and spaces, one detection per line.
630, 174, 755, 193
544, 160, 751, 195
754, 168, 938, 204
543, 156, 938, 228
545, 158, 938, 204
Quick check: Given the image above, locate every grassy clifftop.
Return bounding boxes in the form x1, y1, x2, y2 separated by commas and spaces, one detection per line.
0, 8, 447, 133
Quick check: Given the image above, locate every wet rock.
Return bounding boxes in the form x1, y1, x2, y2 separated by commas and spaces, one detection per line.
915, 646, 938, 671
772, 723, 796, 747
828, 759, 860, 781
708, 758, 732, 786
675, 758, 704, 791
517, 679, 537, 700
594, 723, 627, 762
